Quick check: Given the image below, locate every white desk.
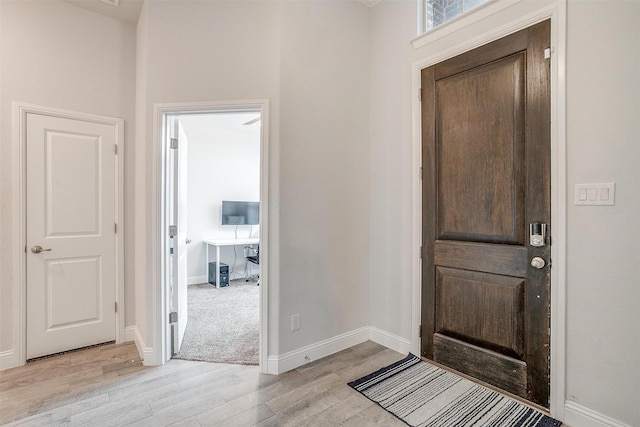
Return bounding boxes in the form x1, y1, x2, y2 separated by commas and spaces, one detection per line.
203, 237, 259, 288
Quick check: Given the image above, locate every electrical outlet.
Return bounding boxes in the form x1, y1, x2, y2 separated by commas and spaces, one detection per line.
291, 314, 301, 331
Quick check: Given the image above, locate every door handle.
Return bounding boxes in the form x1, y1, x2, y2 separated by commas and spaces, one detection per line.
185, 238, 192, 244
31, 245, 52, 254
530, 256, 546, 269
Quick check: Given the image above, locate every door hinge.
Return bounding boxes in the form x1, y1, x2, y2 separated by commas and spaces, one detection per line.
169, 312, 178, 323
544, 47, 551, 60
419, 166, 423, 180
170, 138, 178, 149
419, 246, 423, 260
419, 325, 423, 338
169, 225, 177, 237
418, 88, 422, 101
115, 302, 118, 313
114, 223, 117, 234
114, 144, 118, 155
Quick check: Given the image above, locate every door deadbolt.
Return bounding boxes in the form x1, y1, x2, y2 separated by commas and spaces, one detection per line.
530, 223, 547, 247
530, 257, 546, 269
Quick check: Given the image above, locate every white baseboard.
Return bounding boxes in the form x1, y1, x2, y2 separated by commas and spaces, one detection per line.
124, 326, 136, 342
0, 349, 19, 371
188, 271, 252, 285
267, 327, 370, 374
133, 326, 158, 366
564, 401, 633, 427
187, 275, 207, 285
369, 327, 412, 355
266, 327, 412, 375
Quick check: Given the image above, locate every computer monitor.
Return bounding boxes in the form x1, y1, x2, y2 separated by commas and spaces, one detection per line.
221, 201, 259, 225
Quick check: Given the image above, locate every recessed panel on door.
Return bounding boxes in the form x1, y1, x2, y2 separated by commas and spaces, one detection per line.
47, 132, 101, 236
436, 54, 525, 245
46, 257, 101, 329
435, 266, 525, 357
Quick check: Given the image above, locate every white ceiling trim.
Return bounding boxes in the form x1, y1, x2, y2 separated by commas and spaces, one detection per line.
62, 0, 142, 25
359, 0, 382, 7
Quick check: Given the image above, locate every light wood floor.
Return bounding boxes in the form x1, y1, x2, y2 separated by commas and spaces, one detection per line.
0, 341, 406, 426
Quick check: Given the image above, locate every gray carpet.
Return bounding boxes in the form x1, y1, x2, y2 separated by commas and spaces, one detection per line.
173, 280, 259, 365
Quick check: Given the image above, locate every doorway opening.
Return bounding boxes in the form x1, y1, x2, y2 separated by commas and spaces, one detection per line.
157, 101, 269, 369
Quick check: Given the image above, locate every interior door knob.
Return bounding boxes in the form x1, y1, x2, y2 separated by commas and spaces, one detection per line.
530, 256, 546, 269
31, 245, 52, 254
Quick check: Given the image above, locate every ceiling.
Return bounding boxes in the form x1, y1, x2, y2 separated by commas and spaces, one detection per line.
62, 0, 380, 25
62, 0, 143, 25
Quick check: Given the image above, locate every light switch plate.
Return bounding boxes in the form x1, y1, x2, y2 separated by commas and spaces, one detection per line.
574, 183, 615, 206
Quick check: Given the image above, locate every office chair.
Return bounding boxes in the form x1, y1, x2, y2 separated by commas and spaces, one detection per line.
244, 245, 259, 285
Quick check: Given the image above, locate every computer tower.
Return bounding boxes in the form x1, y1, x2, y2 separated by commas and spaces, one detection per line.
208, 262, 229, 287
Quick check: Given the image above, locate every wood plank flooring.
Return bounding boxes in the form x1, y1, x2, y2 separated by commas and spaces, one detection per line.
0, 341, 405, 426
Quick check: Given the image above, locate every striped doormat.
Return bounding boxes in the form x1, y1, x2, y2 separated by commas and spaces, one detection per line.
348, 353, 561, 427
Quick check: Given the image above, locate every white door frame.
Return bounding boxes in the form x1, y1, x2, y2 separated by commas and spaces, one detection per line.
410, 1, 567, 418
152, 100, 270, 370
11, 102, 125, 367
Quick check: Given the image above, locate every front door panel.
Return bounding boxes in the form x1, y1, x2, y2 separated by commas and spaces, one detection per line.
421, 21, 551, 406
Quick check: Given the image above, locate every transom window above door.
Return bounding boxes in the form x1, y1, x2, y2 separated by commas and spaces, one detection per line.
424, 0, 490, 30
414, 0, 521, 49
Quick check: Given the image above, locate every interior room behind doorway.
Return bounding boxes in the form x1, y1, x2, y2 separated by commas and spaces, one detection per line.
180, 112, 261, 284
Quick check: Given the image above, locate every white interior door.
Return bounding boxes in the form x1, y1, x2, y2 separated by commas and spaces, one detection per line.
176, 121, 189, 350
26, 113, 117, 360
167, 116, 189, 356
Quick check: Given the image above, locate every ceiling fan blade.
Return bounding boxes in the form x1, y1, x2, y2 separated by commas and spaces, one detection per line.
243, 117, 261, 125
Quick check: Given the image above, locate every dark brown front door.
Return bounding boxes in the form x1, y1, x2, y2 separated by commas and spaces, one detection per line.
421, 20, 551, 407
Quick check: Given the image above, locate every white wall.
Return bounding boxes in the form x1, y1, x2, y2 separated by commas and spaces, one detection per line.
134, 0, 371, 361
369, 0, 417, 342
564, 1, 640, 425
369, 0, 640, 425
277, 1, 371, 354
181, 113, 261, 283
133, 0, 281, 355
0, 0, 136, 361
134, 0, 149, 356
